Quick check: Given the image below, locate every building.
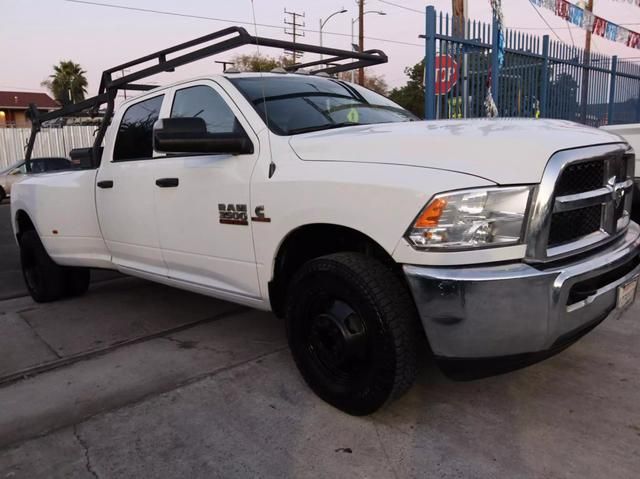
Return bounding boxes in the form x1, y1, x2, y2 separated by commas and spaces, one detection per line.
0, 91, 59, 127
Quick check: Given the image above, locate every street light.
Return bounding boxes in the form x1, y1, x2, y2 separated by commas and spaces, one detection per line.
351, 11, 386, 82
319, 8, 348, 61
351, 10, 386, 50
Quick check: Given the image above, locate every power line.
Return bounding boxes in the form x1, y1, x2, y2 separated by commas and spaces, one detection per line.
566, 20, 576, 47
528, 1, 565, 43
62, 0, 422, 48
375, 0, 585, 37
375, 0, 424, 14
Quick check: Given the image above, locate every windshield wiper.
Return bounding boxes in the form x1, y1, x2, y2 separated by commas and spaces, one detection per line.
287, 122, 360, 135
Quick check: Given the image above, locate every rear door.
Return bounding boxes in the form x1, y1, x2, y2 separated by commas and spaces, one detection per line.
151, 80, 261, 299
96, 94, 169, 276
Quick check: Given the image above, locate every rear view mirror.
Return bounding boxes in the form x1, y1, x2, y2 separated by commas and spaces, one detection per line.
153, 117, 253, 155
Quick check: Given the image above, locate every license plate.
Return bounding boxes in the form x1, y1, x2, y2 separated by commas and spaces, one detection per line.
617, 278, 638, 310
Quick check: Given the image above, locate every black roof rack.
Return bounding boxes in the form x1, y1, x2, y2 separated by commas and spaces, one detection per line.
25, 26, 388, 164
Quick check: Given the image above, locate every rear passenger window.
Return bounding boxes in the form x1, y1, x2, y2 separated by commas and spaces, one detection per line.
171, 85, 240, 134
113, 95, 163, 161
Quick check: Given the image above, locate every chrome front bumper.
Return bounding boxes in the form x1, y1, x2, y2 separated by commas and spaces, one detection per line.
404, 222, 640, 360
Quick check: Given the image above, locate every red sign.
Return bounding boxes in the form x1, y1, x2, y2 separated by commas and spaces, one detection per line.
435, 55, 459, 95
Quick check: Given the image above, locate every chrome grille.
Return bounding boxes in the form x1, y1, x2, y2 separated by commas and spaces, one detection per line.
555, 159, 605, 196
526, 144, 635, 263
548, 205, 602, 247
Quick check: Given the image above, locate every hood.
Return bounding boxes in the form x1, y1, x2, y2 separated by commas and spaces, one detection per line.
288, 119, 625, 184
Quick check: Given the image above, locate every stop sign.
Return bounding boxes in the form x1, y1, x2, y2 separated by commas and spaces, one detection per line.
434, 55, 459, 95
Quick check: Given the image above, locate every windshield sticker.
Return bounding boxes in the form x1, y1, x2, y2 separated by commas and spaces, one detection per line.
347, 108, 360, 123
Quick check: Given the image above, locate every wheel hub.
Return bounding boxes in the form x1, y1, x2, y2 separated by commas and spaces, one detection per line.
309, 300, 367, 371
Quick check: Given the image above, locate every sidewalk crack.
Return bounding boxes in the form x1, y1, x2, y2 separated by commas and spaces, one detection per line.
160, 335, 229, 355
73, 425, 99, 479
21, 315, 62, 359
374, 422, 399, 479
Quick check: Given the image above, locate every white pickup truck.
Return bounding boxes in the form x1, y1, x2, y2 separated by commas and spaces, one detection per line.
11, 31, 640, 415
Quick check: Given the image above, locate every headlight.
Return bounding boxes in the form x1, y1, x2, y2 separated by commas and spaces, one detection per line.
406, 186, 533, 250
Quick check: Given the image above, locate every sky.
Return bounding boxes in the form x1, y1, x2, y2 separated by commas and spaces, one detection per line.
2, 0, 640, 98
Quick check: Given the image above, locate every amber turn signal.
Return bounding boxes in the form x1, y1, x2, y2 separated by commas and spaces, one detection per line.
414, 198, 447, 228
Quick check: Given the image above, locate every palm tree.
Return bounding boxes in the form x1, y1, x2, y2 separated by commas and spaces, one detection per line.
41, 60, 88, 105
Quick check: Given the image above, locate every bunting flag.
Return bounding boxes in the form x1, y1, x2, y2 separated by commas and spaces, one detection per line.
611, 0, 640, 6
530, 0, 640, 49
486, 0, 505, 117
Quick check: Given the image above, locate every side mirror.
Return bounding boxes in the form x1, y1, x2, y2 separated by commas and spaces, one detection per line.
153, 117, 253, 155
69, 147, 103, 169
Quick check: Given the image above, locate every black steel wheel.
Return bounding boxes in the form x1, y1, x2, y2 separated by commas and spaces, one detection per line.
20, 230, 67, 303
285, 253, 419, 415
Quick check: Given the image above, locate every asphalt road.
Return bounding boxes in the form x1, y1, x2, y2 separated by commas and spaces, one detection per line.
0, 202, 638, 478
0, 202, 26, 299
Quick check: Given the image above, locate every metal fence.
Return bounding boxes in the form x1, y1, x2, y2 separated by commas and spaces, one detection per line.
423, 6, 640, 125
0, 126, 95, 170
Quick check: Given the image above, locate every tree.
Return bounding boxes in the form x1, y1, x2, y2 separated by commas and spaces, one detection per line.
337, 72, 389, 95
363, 74, 389, 95
388, 60, 425, 118
41, 60, 88, 105
230, 53, 294, 72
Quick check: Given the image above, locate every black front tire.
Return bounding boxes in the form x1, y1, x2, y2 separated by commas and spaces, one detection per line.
285, 253, 419, 416
20, 230, 90, 302
65, 268, 91, 297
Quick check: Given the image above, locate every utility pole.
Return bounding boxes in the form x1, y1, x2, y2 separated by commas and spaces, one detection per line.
284, 9, 305, 63
452, 0, 466, 37
358, 0, 365, 85
452, 0, 468, 117
580, 0, 594, 123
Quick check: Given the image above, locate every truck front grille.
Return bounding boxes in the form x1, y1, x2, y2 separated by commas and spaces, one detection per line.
547, 152, 633, 253
526, 144, 635, 262
555, 159, 605, 196
548, 205, 603, 247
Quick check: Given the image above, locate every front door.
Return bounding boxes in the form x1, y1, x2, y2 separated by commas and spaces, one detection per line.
151, 81, 261, 299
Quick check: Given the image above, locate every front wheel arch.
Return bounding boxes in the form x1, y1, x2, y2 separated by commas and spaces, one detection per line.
269, 223, 400, 318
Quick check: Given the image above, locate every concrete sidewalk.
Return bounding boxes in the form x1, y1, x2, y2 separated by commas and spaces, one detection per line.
0, 280, 638, 478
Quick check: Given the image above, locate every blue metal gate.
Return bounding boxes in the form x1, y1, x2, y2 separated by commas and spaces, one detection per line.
422, 6, 640, 125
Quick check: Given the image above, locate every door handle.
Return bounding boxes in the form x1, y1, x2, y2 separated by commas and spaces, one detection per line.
155, 178, 179, 188
97, 180, 114, 189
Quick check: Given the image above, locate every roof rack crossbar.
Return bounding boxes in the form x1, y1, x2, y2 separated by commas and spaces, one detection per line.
122, 83, 158, 91
284, 49, 386, 74
25, 26, 388, 162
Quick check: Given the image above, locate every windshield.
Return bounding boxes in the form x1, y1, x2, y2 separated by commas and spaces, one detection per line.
229, 76, 418, 135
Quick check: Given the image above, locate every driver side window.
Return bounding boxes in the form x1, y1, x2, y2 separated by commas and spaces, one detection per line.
171, 85, 240, 134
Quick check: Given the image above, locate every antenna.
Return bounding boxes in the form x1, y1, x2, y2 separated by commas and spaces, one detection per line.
253, 1, 277, 178
284, 9, 305, 62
